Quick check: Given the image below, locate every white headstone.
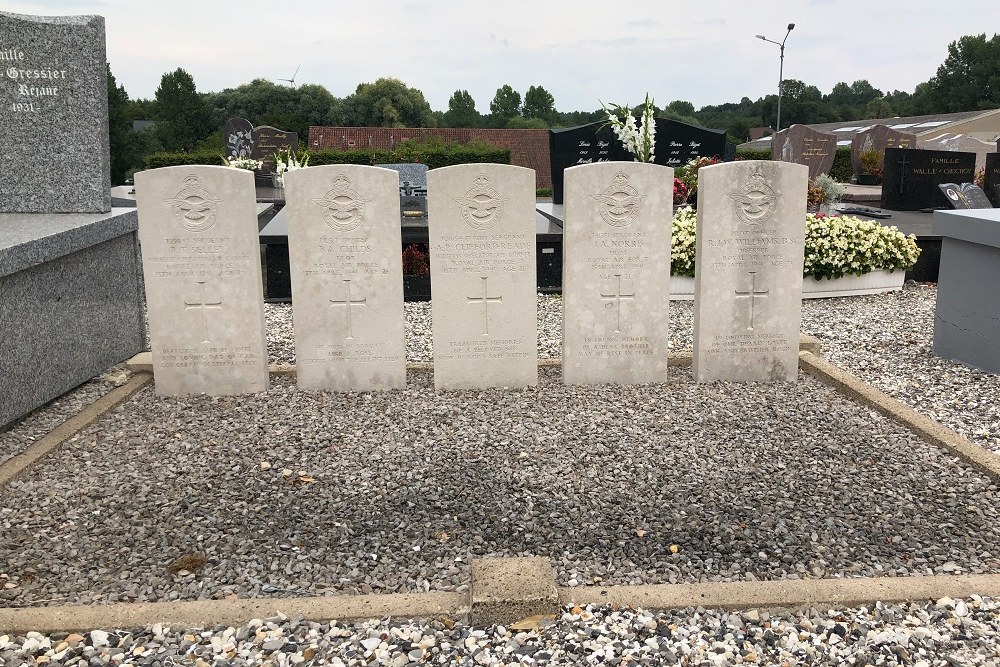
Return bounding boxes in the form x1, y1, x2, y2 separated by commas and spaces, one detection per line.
284, 165, 406, 391
428, 164, 537, 390
135, 166, 268, 396
562, 162, 673, 384
692, 160, 808, 382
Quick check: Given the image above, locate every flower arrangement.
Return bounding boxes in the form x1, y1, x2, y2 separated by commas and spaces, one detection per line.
674, 156, 722, 203
273, 149, 310, 187
859, 148, 883, 179
221, 155, 263, 171
672, 177, 688, 206
975, 166, 986, 188
402, 244, 430, 276
669, 207, 920, 280
601, 93, 656, 163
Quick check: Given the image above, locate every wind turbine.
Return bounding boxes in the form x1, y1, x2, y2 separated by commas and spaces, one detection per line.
277, 65, 300, 88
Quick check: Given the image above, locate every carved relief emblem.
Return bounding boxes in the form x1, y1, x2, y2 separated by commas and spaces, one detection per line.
165, 175, 221, 233
728, 164, 779, 225
454, 175, 506, 230
862, 135, 874, 153
312, 175, 372, 232
591, 171, 646, 227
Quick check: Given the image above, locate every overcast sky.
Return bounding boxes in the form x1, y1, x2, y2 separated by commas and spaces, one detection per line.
7, 1, 1000, 114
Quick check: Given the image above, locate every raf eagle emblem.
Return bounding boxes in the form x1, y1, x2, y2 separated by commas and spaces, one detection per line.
454, 175, 507, 229
312, 175, 372, 232
591, 171, 646, 227
729, 165, 779, 224
165, 175, 221, 232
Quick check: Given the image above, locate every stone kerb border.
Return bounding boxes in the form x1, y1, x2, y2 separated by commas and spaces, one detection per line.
6, 338, 1000, 633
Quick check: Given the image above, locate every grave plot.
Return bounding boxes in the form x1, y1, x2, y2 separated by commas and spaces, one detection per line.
2, 366, 1000, 608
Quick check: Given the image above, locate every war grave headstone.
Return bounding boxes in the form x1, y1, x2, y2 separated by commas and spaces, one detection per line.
252, 125, 298, 173
0, 11, 110, 213
984, 153, 1000, 207
562, 162, 673, 385
881, 148, 976, 211
850, 125, 917, 180
692, 161, 808, 382
0, 10, 146, 427
770, 124, 836, 180
428, 164, 537, 390
135, 165, 269, 396
938, 183, 993, 210
284, 165, 406, 391
549, 119, 726, 203
223, 117, 254, 159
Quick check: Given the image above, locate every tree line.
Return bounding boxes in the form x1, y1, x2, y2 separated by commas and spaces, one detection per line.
108, 33, 1000, 184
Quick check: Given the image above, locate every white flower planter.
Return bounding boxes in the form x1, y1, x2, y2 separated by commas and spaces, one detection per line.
668, 269, 905, 301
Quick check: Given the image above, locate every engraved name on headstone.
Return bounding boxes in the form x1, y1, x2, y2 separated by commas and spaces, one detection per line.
984, 153, 1000, 207
881, 148, 976, 211
428, 164, 537, 390
562, 162, 673, 385
693, 161, 808, 382
0, 11, 111, 213
251, 125, 298, 172
770, 124, 836, 179
284, 165, 406, 391
135, 166, 269, 396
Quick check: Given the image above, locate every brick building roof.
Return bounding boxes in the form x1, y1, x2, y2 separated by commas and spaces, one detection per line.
307, 127, 553, 189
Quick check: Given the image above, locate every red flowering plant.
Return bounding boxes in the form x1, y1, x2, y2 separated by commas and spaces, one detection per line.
402, 244, 430, 276
674, 156, 722, 202
672, 178, 688, 206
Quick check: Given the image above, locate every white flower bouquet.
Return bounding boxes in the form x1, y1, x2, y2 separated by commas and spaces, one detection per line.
601, 93, 656, 163
273, 149, 310, 187
221, 155, 263, 171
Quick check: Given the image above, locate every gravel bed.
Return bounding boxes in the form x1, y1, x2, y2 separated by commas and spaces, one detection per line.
3, 366, 1000, 609
0, 366, 131, 466
3, 598, 999, 666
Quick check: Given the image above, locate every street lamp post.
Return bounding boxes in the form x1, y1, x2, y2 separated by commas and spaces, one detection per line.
756, 23, 795, 131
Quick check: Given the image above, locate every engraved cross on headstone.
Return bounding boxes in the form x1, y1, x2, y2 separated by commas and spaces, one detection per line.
330, 279, 367, 340
734, 271, 768, 331
184, 281, 222, 343
897, 153, 910, 194
600, 274, 636, 334
468, 276, 502, 336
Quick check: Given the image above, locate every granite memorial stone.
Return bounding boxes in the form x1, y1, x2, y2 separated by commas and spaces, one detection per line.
983, 153, 1000, 207
549, 119, 726, 203
562, 162, 673, 385
881, 148, 976, 211
920, 134, 996, 170
223, 117, 254, 159
0, 11, 111, 213
938, 183, 993, 209
850, 125, 917, 180
770, 124, 836, 179
284, 165, 406, 391
428, 164, 537, 390
692, 161, 808, 382
135, 165, 269, 396
252, 125, 298, 172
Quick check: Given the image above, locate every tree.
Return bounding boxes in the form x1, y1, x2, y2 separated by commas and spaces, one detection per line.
339, 78, 436, 127
153, 68, 211, 151
506, 116, 548, 129
442, 89, 481, 127
107, 63, 134, 185
488, 84, 521, 127
922, 34, 1000, 111
522, 85, 555, 124
205, 79, 341, 139
667, 100, 696, 117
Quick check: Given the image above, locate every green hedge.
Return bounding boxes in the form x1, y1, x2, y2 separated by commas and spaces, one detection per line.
310, 142, 511, 169
735, 146, 853, 183
144, 150, 221, 170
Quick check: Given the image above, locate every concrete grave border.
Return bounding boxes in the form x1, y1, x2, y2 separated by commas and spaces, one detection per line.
4, 336, 1000, 632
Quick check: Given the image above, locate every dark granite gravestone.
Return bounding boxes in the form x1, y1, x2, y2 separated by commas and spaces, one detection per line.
250, 125, 298, 172
0, 11, 110, 213
223, 117, 254, 159
549, 118, 726, 203
938, 183, 993, 209
851, 125, 917, 179
770, 124, 836, 179
983, 153, 1000, 207
881, 148, 976, 211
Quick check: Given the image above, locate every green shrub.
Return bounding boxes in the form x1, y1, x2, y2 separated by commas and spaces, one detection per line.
536, 187, 553, 197
830, 147, 853, 182
143, 150, 222, 169
309, 139, 510, 170
736, 148, 771, 160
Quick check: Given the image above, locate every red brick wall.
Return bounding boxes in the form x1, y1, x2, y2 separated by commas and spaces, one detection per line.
307, 127, 552, 189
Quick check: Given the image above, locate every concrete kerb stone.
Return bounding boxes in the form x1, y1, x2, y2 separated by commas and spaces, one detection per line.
799, 351, 1000, 481
470, 557, 559, 626
0, 372, 152, 488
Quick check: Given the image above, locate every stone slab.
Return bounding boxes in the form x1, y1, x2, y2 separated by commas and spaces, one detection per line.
771, 124, 836, 179
881, 148, 976, 211
470, 557, 559, 627
0, 11, 111, 213
932, 209, 1000, 374
284, 165, 406, 391
693, 161, 808, 381
377, 163, 429, 191
0, 211, 146, 427
562, 162, 672, 384
850, 125, 917, 179
983, 153, 1000, 207
135, 166, 268, 396
428, 164, 538, 390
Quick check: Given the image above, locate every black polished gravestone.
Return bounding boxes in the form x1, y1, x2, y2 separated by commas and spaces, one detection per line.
223, 117, 254, 159
881, 148, 976, 211
984, 153, 1000, 207
549, 118, 726, 203
251, 126, 298, 172
938, 183, 994, 209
